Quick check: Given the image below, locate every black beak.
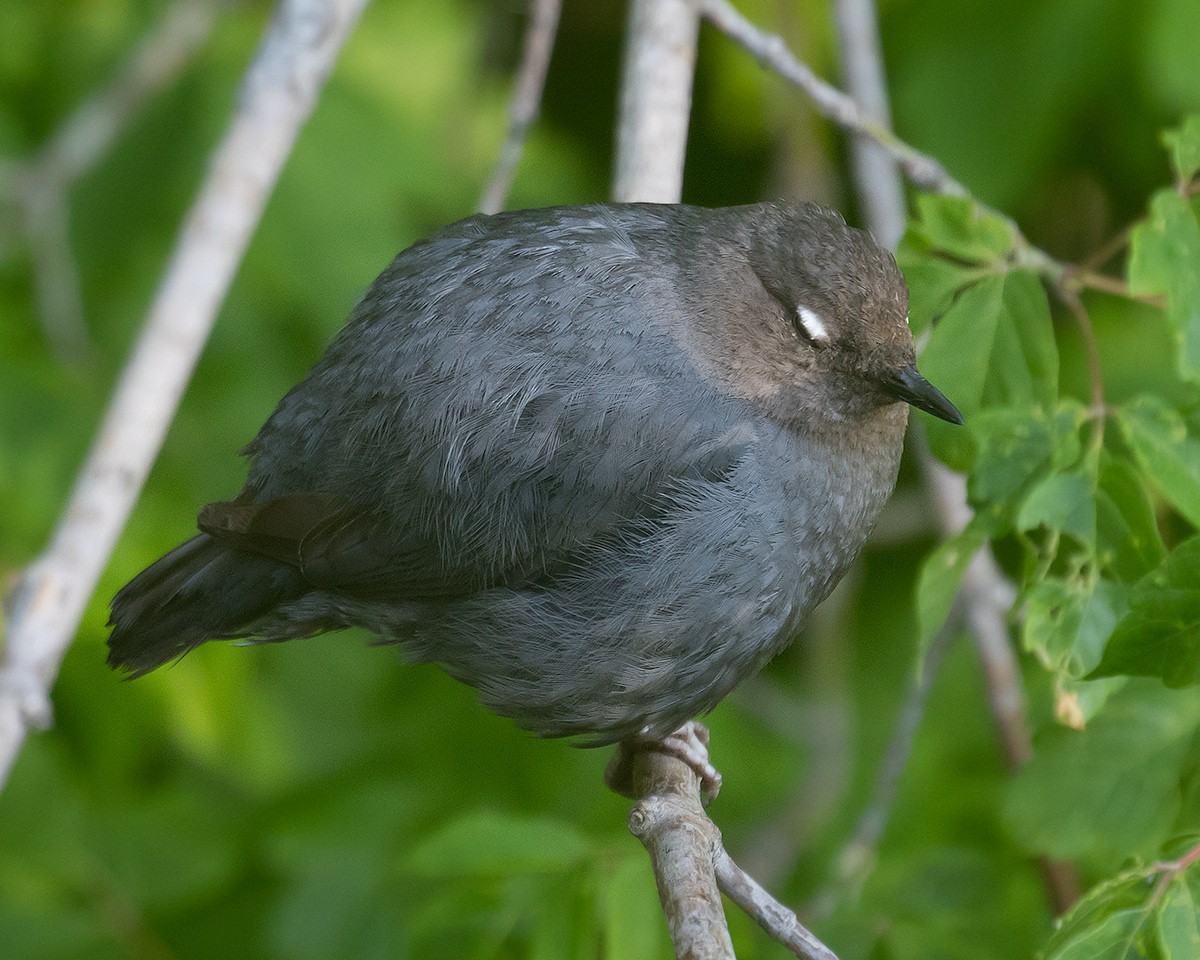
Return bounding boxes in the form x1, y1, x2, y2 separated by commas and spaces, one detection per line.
881, 364, 963, 424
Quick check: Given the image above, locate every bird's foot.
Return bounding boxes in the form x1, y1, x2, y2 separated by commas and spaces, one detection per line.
605, 720, 722, 806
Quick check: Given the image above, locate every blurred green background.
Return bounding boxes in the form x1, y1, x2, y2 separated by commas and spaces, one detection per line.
1, 0, 1197, 957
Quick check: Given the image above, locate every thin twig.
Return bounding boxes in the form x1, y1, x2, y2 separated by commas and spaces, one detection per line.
693, 0, 964, 198
715, 852, 838, 960
692, 0, 1063, 281
20, 173, 91, 362
478, 0, 563, 215
1, 0, 228, 362
40, 0, 228, 188
1077, 222, 1134, 273
0, 0, 371, 790
1070, 268, 1163, 307
831, 0, 905, 247
917, 447, 1081, 913
816, 611, 960, 909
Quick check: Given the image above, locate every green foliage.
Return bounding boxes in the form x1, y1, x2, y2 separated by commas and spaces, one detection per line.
1039, 857, 1200, 960
903, 111, 1200, 959
4, 3, 1200, 960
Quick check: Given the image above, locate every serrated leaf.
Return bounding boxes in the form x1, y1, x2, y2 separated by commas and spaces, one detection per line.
908, 193, 1017, 263
1097, 458, 1168, 581
968, 408, 1058, 511
1162, 114, 1200, 184
402, 809, 594, 877
914, 527, 985, 662
1005, 685, 1199, 860
1117, 396, 1200, 529
1090, 538, 1200, 687
1017, 470, 1097, 546
1128, 190, 1200, 382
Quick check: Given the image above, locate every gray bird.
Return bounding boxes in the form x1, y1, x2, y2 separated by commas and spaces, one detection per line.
108, 201, 961, 751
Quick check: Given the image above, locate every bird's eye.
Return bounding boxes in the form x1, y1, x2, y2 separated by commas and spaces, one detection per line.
794, 304, 831, 348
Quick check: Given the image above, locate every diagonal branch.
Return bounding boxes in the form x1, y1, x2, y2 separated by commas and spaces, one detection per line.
692, 0, 1062, 281
0, 0, 371, 790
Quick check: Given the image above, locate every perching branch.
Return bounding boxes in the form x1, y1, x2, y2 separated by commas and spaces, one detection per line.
478, 0, 563, 215
612, 2, 842, 957
627, 746, 736, 960
0, 0, 371, 790
620, 730, 843, 960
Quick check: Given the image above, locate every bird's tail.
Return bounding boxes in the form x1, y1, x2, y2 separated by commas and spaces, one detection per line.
107, 534, 306, 677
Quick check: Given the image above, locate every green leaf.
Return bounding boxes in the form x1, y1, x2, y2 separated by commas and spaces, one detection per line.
1128, 190, 1200, 382
1117, 396, 1200, 528
1158, 878, 1200, 960
1004, 684, 1199, 860
1090, 538, 1200, 687
898, 250, 978, 336
1097, 458, 1168, 581
402, 809, 594, 877
969, 408, 1057, 509
906, 193, 1017, 263
915, 526, 985, 658
1016, 470, 1097, 546
1022, 578, 1127, 677
967, 403, 1085, 534
987, 269, 1060, 411
1162, 114, 1200, 185
921, 270, 1058, 429
1038, 872, 1156, 960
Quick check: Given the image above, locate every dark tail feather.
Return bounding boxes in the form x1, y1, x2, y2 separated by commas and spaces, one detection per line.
108, 534, 307, 677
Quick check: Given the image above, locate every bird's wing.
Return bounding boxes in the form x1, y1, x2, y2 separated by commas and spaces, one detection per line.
203, 206, 761, 601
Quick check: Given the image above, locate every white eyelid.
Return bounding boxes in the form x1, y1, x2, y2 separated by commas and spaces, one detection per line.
796, 304, 830, 342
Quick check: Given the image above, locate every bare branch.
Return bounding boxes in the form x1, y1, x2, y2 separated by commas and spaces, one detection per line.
815, 612, 959, 910
20, 174, 90, 362
478, 0, 563, 215
691, 0, 1063, 281
715, 853, 838, 960
831, 0, 905, 247
0, 0, 370, 789
627, 747, 736, 960
693, 0, 965, 198
613, 0, 701, 203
